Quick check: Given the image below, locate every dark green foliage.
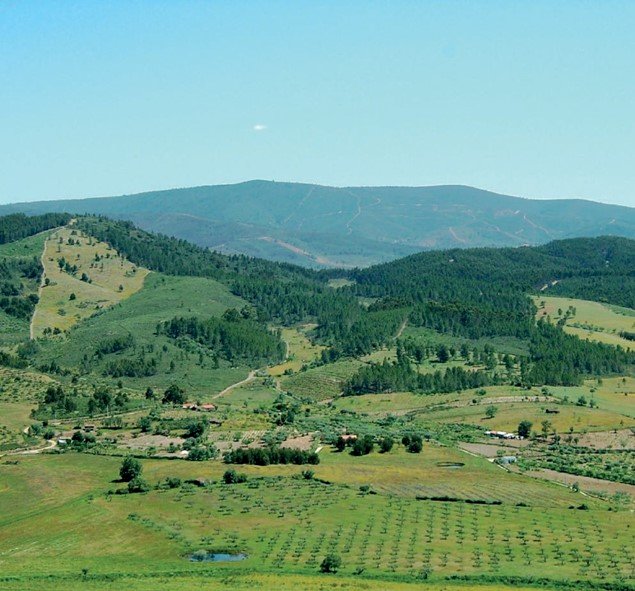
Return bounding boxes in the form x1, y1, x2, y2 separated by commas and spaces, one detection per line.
183, 419, 207, 439
119, 456, 142, 482
186, 445, 217, 461
224, 446, 319, 466
95, 334, 135, 355
518, 420, 533, 438
0, 350, 28, 369
222, 468, 247, 484
525, 321, 633, 386
0, 213, 70, 244
127, 477, 150, 493
351, 435, 374, 456
320, 553, 342, 573
334, 436, 347, 452
344, 359, 492, 396
158, 315, 285, 365
103, 355, 157, 377
402, 433, 423, 453
379, 435, 394, 453
0, 256, 41, 319
162, 384, 186, 405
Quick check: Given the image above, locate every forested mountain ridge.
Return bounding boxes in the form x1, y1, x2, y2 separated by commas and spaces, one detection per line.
2, 181, 634, 267
0, 215, 632, 399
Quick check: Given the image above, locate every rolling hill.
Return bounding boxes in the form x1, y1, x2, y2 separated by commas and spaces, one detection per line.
2, 181, 634, 267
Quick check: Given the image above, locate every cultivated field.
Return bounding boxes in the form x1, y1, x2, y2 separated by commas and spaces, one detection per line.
0, 453, 632, 590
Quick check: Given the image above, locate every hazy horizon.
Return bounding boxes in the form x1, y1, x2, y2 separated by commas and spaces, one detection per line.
2, 179, 634, 210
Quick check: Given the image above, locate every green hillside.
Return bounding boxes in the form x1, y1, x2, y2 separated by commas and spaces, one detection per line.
0, 214, 634, 591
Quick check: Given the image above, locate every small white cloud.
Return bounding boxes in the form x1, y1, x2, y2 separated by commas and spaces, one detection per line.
253, 124, 267, 132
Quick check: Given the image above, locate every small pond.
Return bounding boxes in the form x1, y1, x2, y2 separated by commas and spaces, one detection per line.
190, 551, 247, 562
436, 461, 465, 468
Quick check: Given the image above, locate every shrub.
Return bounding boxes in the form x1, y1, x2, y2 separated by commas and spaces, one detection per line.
223, 469, 247, 484
127, 477, 150, 493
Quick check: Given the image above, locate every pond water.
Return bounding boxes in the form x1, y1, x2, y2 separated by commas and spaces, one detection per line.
436, 461, 465, 468
190, 551, 247, 562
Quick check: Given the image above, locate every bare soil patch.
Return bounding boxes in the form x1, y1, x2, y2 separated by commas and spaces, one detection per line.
526, 468, 635, 497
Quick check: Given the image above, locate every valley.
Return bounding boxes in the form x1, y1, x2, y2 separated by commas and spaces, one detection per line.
0, 214, 633, 591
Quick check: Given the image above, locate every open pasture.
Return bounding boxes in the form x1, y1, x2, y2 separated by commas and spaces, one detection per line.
548, 377, 635, 418
535, 296, 635, 350
32, 227, 149, 337
421, 397, 634, 434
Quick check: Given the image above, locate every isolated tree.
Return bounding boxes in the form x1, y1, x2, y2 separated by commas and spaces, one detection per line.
320, 554, 342, 573
138, 416, 152, 433
518, 420, 532, 438
119, 456, 142, 482
162, 383, 186, 405
436, 344, 450, 363
485, 405, 498, 419
541, 419, 552, 440
334, 436, 347, 452
406, 434, 423, 453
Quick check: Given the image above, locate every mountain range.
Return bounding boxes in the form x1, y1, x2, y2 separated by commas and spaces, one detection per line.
2, 181, 633, 267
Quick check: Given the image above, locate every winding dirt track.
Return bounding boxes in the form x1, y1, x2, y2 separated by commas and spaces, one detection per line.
213, 370, 257, 399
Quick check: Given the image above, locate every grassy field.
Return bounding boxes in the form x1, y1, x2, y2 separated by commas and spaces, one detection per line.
535, 296, 635, 350
0, 453, 632, 590
0, 575, 567, 591
32, 227, 149, 337
335, 383, 635, 434
268, 325, 325, 377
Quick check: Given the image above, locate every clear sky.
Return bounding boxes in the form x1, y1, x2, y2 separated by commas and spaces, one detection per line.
1, 1, 634, 207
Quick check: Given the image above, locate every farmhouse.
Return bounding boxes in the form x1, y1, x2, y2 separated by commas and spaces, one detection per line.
485, 430, 519, 440
339, 434, 358, 442
497, 455, 517, 465
182, 402, 217, 412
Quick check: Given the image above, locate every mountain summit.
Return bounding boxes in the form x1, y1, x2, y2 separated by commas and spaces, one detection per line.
2, 181, 633, 267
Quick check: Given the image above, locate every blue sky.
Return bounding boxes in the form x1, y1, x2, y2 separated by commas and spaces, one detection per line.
1, 1, 634, 206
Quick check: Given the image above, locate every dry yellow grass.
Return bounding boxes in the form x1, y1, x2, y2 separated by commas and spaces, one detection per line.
31, 226, 148, 337
534, 295, 634, 350
268, 325, 324, 377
